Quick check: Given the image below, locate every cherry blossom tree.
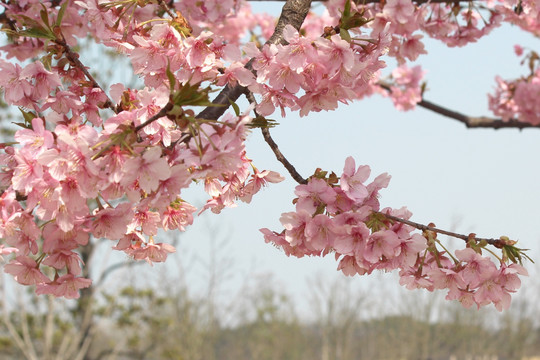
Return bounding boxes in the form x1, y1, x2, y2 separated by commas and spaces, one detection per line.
0, 0, 536, 311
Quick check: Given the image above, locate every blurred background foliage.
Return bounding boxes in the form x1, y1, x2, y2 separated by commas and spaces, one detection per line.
1, 245, 539, 360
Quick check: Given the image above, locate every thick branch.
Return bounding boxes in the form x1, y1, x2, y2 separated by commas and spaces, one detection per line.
379, 83, 540, 130
197, 0, 313, 121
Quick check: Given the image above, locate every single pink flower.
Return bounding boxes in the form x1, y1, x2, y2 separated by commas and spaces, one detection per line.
340, 156, 370, 202
305, 214, 339, 251
364, 230, 400, 263
14, 118, 54, 154
4, 256, 50, 285
131, 240, 176, 265
295, 178, 337, 214
36, 274, 92, 299
162, 201, 196, 231
122, 147, 171, 194
42, 250, 83, 275
92, 203, 133, 240
455, 248, 498, 288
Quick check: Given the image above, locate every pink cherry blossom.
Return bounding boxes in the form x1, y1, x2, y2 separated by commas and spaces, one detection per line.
122, 147, 171, 194
14, 118, 54, 154
363, 230, 401, 263
130, 240, 176, 265
42, 249, 83, 275
92, 203, 134, 240
0, 244, 18, 261
455, 248, 498, 288
36, 274, 92, 299
295, 178, 337, 214
340, 156, 370, 202
4, 256, 50, 285
383, 0, 416, 25
305, 214, 339, 251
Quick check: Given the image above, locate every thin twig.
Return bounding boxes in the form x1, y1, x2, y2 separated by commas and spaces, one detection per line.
378, 82, 540, 130
418, 98, 540, 129
244, 91, 308, 184
54, 39, 116, 111
134, 101, 174, 132
157, 0, 177, 19
261, 127, 308, 184
380, 212, 502, 246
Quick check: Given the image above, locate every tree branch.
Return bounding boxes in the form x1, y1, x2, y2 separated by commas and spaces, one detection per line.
134, 101, 174, 132
95, 260, 144, 287
380, 212, 503, 246
54, 38, 116, 112
197, 0, 313, 121
243, 88, 308, 184
261, 127, 308, 185
378, 83, 540, 130
417, 98, 540, 129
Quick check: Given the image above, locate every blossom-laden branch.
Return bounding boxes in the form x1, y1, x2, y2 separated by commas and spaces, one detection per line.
134, 101, 174, 132
262, 156, 531, 312
0, 1, 116, 113
251, 0, 483, 3
380, 213, 533, 264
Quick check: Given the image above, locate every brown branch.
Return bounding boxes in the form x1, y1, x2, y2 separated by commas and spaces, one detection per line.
417, 98, 540, 129
0, 3, 117, 112
244, 90, 308, 184
380, 212, 502, 246
54, 39, 116, 111
261, 127, 308, 185
134, 101, 174, 132
378, 82, 540, 130
197, 0, 313, 121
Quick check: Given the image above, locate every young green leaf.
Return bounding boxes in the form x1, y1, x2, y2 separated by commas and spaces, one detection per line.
56, 0, 69, 27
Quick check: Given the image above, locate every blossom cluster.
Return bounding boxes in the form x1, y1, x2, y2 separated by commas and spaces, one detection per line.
0, 0, 289, 299
261, 157, 528, 311
0, 104, 284, 297
386, 64, 425, 111
244, 24, 389, 117
489, 71, 540, 125
488, 46, 540, 125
